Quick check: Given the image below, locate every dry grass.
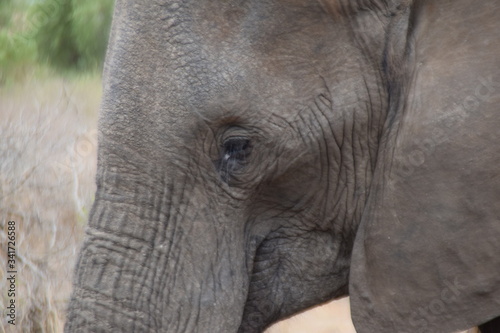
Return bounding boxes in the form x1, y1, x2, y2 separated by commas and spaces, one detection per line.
0, 75, 479, 333
0, 75, 100, 332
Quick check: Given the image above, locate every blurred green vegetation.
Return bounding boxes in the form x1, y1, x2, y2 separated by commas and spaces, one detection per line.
0, 0, 114, 84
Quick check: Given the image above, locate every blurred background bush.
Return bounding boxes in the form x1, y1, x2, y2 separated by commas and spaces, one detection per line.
0, 0, 113, 84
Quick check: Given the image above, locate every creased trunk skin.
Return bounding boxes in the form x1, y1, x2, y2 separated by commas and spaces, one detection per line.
65, 152, 249, 332
65, 1, 251, 331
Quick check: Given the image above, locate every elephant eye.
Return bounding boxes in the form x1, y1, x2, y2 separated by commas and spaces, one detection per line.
223, 137, 251, 160
216, 137, 252, 182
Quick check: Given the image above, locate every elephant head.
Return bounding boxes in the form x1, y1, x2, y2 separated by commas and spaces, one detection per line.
66, 0, 500, 332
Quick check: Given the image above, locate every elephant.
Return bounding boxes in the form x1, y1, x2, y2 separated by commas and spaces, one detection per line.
65, 0, 500, 332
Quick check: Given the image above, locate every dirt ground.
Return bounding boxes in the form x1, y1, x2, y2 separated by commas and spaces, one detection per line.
266, 298, 356, 333
266, 298, 478, 333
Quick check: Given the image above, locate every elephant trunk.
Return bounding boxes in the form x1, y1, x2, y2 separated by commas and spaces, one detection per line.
65, 162, 250, 332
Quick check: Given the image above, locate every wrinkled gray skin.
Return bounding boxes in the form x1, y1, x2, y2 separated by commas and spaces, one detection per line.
65, 0, 500, 332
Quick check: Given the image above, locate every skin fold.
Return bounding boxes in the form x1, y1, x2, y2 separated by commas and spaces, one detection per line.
65, 0, 500, 332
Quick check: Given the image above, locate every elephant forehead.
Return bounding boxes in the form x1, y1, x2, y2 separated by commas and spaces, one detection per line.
191, 1, 336, 69
100, 0, 361, 153
184, 1, 363, 124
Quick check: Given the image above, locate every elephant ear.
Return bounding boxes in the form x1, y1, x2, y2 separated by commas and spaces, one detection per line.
348, 101, 500, 332
349, 172, 500, 333
348, 3, 500, 332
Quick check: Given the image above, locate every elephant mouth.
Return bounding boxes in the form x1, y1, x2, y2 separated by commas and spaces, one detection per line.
238, 224, 351, 332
